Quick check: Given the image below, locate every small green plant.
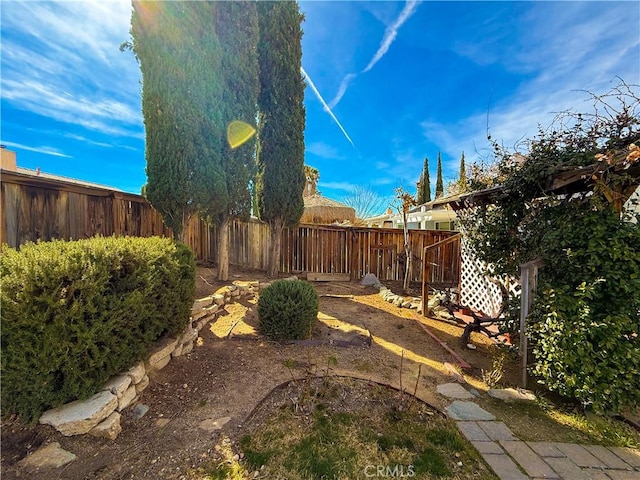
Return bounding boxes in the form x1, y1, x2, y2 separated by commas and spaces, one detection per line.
324, 354, 338, 376
481, 346, 508, 388
201, 462, 244, 480
240, 435, 275, 470
413, 446, 451, 477
258, 279, 319, 341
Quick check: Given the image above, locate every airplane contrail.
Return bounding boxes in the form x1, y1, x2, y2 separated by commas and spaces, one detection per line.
363, 0, 421, 73
328, 73, 356, 109
301, 66, 356, 149
329, 1, 422, 109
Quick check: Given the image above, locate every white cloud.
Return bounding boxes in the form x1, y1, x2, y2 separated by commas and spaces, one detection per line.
64, 133, 140, 151
3, 79, 140, 124
371, 176, 395, 186
1, 0, 142, 138
1, 141, 72, 158
306, 141, 345, 160
319, 181, 358, 193
2, 77, 143, 139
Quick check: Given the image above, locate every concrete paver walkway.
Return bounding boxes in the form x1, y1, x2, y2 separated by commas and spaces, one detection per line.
437, 384, 640, 480
457, 419, 640, 480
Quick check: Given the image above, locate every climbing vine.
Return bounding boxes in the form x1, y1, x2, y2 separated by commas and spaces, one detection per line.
462, 81, 640, 413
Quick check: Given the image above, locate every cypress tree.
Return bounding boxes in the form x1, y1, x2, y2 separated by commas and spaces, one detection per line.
435, 152, 444, 199
207, 1, 259, 281
129, 1, 226, 241
459, 151, 467, 191
416, 172, 423, 203
416, 156, 431, 204
255, 1, 306, 277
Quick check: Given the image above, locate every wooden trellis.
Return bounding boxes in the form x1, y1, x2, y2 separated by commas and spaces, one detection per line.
459, 238, 520, 317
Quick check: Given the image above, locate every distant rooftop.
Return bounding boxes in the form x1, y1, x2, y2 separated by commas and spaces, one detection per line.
303, 193, 350, 209
15, 167, 123, 192
1, 147, 122, 192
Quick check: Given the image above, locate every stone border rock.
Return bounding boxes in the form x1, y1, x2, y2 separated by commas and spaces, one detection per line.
363, 273, 458, 320
38, 281, 258, 441
363, 274, 424, 313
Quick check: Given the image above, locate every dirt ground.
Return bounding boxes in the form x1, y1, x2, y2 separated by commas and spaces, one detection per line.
1, 265, 505, 480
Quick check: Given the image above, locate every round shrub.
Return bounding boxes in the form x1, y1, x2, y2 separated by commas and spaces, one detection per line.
258, 279, 319, 341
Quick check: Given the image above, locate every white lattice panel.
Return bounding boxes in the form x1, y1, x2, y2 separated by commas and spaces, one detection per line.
460, 237, 520, 317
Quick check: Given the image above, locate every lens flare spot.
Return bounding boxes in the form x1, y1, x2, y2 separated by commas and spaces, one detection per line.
227, 121, 256, 149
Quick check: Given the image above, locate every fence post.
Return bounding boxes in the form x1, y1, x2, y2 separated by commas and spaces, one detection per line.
421, 246, 429, 317
349, 229, 357, 281
519, 258, 543, 388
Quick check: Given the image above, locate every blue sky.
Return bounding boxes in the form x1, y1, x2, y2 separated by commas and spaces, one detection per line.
1, 1, 639, 207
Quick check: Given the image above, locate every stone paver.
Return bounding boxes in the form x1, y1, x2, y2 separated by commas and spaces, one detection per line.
544, 457, 588, 480
527, 441, 567, 458
443, 383, 640, 480
481, 453, 529, 480
437, 383, 475, 399
445, 401, 496, 421
477, 421, 517, 441
499, 441, 559, 478
555, 443, 607, 468
457, 421, 491, 442
608, 447, 640, 469
582, 469, 613, 480
607, 470, 640, 480
585, 445, 633, 470
472, 441, 504, 454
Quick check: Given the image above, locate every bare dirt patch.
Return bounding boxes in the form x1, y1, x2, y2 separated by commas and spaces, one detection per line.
0, 266, 510, 480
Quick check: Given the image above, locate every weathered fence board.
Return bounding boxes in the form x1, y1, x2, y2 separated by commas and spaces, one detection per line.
1, 171, 459, 283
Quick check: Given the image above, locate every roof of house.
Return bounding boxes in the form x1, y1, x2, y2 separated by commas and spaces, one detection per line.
13, 167, 123, 192
408, 194, 459, 213
445, 159, 640, 211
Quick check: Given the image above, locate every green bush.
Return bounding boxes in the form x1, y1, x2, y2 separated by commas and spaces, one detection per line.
0, 236, 195, 421
258, 280, 318, 341
529, 205, 640, 413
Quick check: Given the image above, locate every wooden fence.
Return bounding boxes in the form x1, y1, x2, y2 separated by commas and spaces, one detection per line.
280, 224, 456, 281
1, 170, 172, 247
1, 170, 458, 282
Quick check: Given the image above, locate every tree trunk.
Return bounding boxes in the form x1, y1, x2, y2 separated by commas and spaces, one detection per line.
217, 216, 230, 281
178, 210, 191, 243
403, 244, 411, 292
268, 217, 283, 278
402, 209, 411, 292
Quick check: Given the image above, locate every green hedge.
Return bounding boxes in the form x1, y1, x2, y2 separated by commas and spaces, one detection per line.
258, 279, 318, 341
0, 236, 195, 421
529, 206, 640, 413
